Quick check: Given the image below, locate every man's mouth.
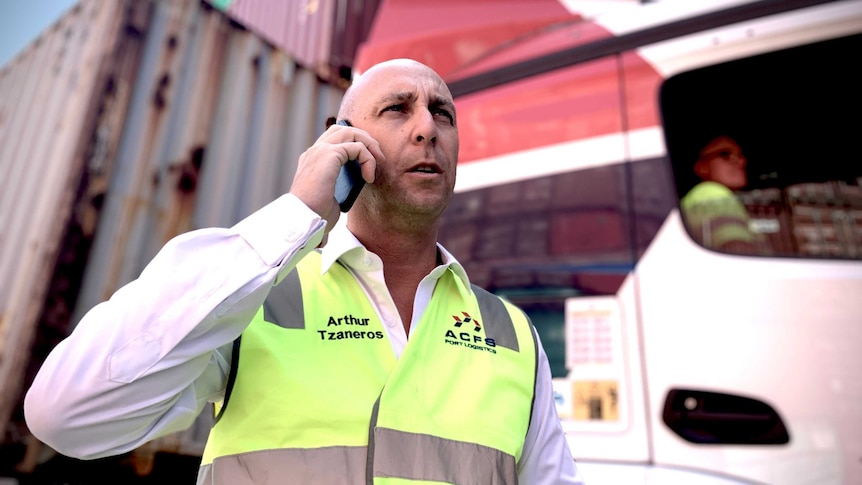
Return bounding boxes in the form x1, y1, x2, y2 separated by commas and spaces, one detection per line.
409, 163, 441, 174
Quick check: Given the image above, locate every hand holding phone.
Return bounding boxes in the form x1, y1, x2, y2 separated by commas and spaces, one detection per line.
334, 119, 366, 212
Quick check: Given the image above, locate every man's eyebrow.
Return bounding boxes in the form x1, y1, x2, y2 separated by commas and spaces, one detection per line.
377, 92, 455, 111
430, 95, 456, 112
378, 91, 416, 105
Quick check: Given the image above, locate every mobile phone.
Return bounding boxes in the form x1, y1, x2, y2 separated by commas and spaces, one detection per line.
334, 119, 365, 212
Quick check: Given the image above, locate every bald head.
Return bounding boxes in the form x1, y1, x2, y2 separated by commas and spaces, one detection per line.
338, 59, 453, 122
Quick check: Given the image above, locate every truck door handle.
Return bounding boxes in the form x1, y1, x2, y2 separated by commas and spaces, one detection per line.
662, 388, 790, 444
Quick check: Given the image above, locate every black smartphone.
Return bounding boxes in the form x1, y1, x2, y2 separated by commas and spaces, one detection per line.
334, 119, 365, 212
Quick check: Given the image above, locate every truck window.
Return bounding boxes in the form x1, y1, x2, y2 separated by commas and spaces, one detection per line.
661, 33, 862, 259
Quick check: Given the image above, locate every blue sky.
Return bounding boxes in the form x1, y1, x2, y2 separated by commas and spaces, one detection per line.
0, 0, 80, 67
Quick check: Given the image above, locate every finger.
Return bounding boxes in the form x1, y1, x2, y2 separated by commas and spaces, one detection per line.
320, 122, 364, 143
364, 139, 385, 178
337, 141, 379, 184
326, 125, 386, 171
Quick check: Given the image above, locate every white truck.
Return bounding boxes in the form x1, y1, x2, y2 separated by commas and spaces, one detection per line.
409, 1, 862, 482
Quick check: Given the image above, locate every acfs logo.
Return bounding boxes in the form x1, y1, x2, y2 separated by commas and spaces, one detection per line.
444, 312, 496, 354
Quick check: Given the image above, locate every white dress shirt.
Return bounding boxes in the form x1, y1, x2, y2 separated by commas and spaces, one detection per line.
24, 193, 584, 484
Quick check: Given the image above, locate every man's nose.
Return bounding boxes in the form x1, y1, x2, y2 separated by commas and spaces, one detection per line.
412, 110, 438, 144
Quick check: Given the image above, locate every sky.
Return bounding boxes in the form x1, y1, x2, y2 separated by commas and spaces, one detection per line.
0, 0, 80, 67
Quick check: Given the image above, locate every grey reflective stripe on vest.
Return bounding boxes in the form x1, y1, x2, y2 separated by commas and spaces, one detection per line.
527, 321, 540, 437
363, 392, 517, 485
197, 446, 368, 485
196, 434, 516, 485
372, 428, 517, 485
263, 268, 304, 329
471, 284, 519, 352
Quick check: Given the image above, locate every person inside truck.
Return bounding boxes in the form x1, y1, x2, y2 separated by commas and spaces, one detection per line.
24, 58, 585, 484
681, 133, 766, 255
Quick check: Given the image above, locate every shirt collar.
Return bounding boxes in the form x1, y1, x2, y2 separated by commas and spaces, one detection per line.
320, 218, 471, 289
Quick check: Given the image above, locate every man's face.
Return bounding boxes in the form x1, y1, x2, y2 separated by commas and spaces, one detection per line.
348, 62, 459, 219
695, 136, 748, 190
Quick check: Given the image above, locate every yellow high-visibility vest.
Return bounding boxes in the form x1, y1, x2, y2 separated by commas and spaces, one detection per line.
199, 251, 538, 485
681, 181, 759, 251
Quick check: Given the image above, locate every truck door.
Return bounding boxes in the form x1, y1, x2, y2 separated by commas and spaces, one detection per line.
642, 31, 862, 485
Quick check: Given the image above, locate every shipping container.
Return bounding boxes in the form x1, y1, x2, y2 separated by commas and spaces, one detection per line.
1, 0, 149, 465
1, 0, 362, 479
207, 0, 382, 85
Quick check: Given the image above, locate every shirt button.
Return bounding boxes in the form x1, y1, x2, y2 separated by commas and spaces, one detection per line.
364, 257, 373, 266
385, 319, 397, 327
284, 230, 300, 242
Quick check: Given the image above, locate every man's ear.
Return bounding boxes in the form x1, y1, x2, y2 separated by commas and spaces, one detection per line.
694, 160, 710, 180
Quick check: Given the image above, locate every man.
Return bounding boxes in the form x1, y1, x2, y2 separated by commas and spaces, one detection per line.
681, 134, 765, 254
25, 59, 584, 484
691, 134, 748, 191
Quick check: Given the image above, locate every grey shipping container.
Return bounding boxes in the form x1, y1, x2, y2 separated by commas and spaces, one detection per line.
0, 0, 360, 476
